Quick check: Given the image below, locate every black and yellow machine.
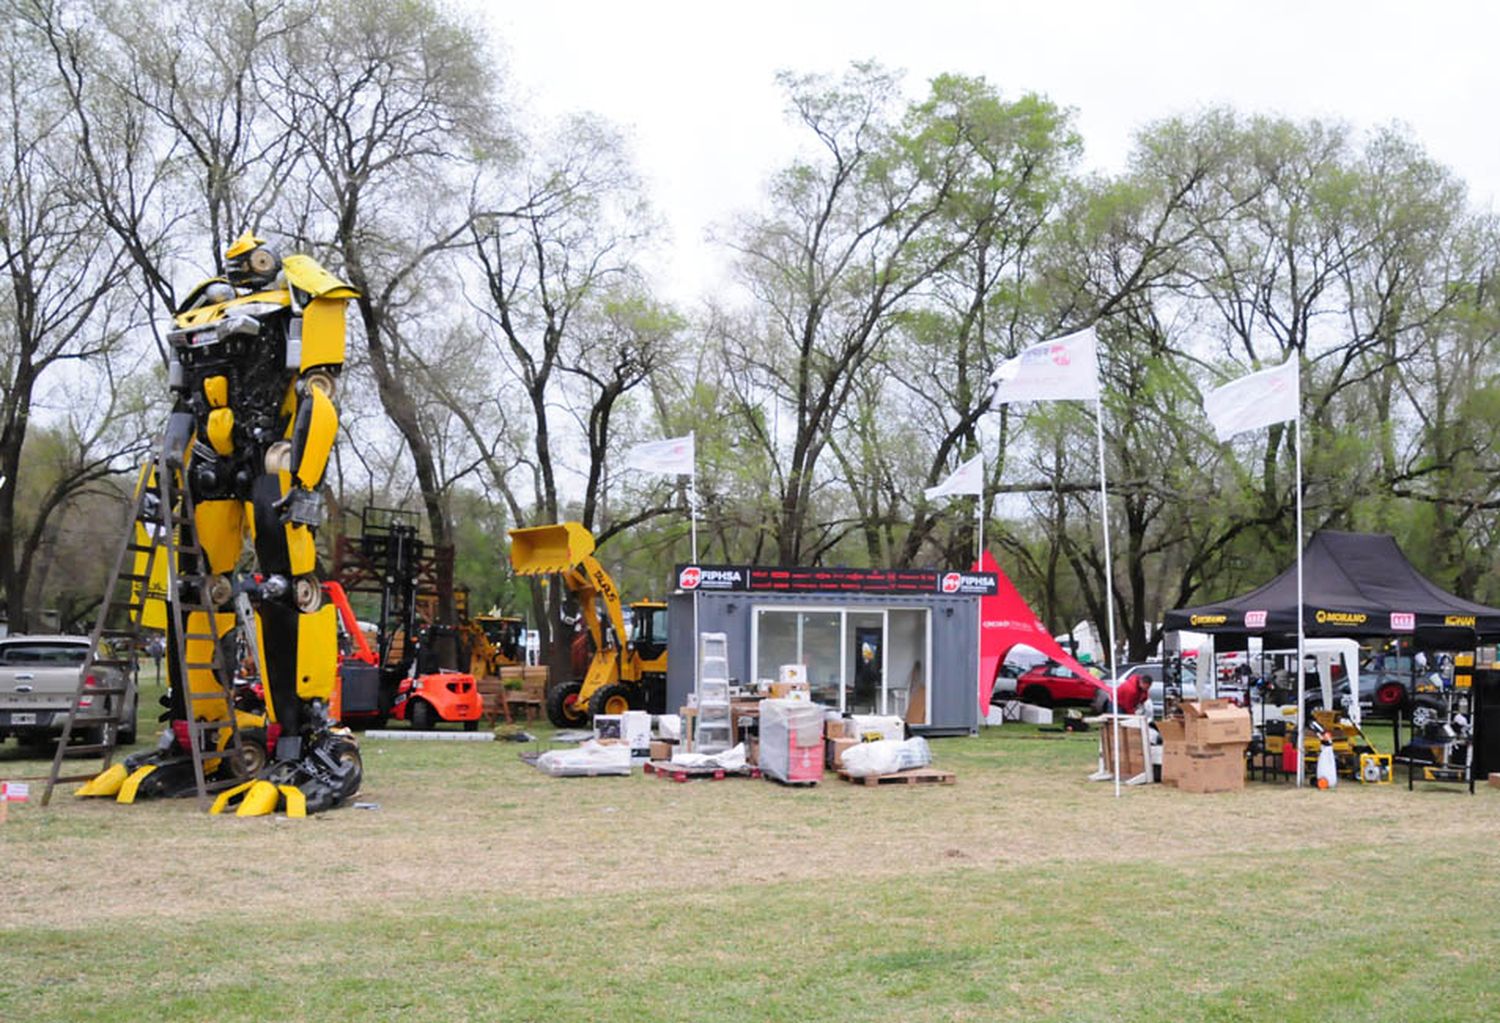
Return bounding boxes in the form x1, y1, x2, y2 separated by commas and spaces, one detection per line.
508, 523, 668, 727
77, 231, 362, 816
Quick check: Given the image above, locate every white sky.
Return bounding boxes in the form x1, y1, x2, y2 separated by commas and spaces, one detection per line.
482, 0, 1499, 306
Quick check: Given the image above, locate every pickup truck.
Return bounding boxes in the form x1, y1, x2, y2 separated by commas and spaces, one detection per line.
0, 635, 137, 748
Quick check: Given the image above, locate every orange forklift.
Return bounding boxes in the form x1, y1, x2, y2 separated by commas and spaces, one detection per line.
330, 509, 481, 730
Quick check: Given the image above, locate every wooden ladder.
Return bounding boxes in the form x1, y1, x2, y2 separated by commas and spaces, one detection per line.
42, 450, 248, 810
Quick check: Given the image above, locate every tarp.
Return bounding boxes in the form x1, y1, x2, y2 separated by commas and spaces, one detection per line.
1163, 530, 1500, 644
975, 550, 1102, 714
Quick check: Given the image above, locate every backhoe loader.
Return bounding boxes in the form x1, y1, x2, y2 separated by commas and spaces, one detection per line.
508, 523, 667, 727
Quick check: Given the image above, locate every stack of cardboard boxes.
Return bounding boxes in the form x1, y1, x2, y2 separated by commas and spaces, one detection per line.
1157, 699, 1251, 792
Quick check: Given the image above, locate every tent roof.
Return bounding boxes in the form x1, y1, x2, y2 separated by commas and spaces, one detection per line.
975, 550, 1103, 713
1163, 530, 1500, 643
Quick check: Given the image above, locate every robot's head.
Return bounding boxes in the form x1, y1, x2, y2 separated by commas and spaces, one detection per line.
224, 229, 282, 290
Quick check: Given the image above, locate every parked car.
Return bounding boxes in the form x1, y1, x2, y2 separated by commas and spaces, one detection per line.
1013, 663, 1103, 707
0, 635, 137, 748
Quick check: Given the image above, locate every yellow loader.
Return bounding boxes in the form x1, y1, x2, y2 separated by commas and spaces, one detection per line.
508, 523, 667, 727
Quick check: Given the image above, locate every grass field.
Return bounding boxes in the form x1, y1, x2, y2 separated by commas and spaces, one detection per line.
2, 708, 1497, 1022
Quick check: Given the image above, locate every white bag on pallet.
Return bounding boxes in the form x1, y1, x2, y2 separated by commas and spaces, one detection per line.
840, 737, 932, 777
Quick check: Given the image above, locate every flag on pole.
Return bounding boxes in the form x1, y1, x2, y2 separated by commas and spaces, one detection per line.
924, 454, 983, 501
989, 326, 1100, 405
1203, 358, 1300, 441
623, 434, 695, 476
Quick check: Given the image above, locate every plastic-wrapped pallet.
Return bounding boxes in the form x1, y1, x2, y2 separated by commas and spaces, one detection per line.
534, 740, 633, 777
759, 699, 825, 782
840, 737, 932, 778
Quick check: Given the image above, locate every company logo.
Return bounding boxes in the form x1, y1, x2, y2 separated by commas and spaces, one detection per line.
941, 572, 961, 593
1244, 610, 1267, 629
1190, 614, 1227, 626
1390, 612, 1416, 632
1444, 615, 1477, 628
678, 566, 701, 589
1314, 609, 1368, 626
1049, 343, 1070, 366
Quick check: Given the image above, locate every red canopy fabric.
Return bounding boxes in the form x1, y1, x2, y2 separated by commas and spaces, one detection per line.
974, 550, 1103, 714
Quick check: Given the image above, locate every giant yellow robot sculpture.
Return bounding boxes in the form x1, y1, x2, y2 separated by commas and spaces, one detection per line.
83, 232, 361, 815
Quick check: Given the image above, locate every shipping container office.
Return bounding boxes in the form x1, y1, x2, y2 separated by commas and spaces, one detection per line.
665, 589, 984, 735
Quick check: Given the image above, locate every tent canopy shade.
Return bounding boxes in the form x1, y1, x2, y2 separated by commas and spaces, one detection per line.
1163, 530, 1500, 645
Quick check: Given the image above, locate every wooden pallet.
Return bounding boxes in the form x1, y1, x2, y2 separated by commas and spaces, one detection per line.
644, 760, 761, 782
838, 767, 956, 787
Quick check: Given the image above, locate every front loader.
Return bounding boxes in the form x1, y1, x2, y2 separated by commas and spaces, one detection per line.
508, 523, 667, 727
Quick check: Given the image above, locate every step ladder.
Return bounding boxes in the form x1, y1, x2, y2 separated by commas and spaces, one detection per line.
42, 450, 249, 810
695, 632, 733, 754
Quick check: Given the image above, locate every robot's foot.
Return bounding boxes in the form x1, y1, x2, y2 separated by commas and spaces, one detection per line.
209, 734, 362, 817
77, 755, 202, 803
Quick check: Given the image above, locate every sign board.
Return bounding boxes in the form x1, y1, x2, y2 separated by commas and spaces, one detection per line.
675, 564, 997, 597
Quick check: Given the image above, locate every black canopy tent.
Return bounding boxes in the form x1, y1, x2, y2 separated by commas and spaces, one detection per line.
1164, 530, 1500, 648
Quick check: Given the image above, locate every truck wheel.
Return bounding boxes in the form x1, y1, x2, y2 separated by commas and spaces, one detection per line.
409, 699, 437, 731
1374, 682, 1407, 710
546, 681, 588, 728
589, 683, 638, 717
1022, 685, 1052, 707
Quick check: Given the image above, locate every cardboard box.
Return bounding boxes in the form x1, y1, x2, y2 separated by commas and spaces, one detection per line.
1098, 719, 1149, 778
649, 740, 674, 761
1181, 699, 1252, 747
768, 681, 810, 700
1489, 772, 1500, 790
847, 714, 903, 743
1157, 717, 1186, 787
826, 736, 857, 769
779, 663, 807, 685
1175, 746, 1246, 793
825, 717, 849, 739
621, 710, 651, 757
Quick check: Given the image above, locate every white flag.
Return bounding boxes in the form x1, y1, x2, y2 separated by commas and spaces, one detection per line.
924, 454, 983, 501
989, 327, 1100, 405
623, 433, 695, 476
1203, 358, 1300, 441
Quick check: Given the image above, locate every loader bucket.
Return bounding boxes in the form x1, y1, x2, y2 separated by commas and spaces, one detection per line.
509, 522, 596, 575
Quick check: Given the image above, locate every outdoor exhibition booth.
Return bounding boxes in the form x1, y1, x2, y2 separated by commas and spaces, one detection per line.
1162, 530, 1500, 789
664, 564, 997, 735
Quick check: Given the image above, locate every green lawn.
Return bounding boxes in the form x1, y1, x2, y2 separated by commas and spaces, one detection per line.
1, 718, 1496, 1022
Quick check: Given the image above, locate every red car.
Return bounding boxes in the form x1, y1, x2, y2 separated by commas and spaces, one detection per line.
1015, 663, 1150, 713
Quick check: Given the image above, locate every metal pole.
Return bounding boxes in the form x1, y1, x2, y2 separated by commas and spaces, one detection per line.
1095, 398, 1122, 797
688, 430, 699, 564
1294, 412, 1306, 788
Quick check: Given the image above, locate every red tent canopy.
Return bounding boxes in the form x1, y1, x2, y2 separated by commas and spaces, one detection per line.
973, 550, 1103, 714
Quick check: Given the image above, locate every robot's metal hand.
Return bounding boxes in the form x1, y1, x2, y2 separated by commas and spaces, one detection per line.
274, 486, 324, 527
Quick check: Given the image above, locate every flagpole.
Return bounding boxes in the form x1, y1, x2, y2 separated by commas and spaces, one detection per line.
1095, 398, 1122, 797
1294, 412, 1306, 788
688, 430, 699, 563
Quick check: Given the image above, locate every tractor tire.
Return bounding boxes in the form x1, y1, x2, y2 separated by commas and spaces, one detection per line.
409, 699, 437, 731
546, 681, 588, 728
227, 728, 269, 780
589, 683, 640, 718
329, 738, 363, 803
1022, 685, 1053, 707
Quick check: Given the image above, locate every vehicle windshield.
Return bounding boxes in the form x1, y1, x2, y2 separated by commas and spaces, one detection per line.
0, 643, 87, 666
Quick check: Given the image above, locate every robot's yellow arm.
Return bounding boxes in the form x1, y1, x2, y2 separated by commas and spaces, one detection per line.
283, 255, 359, 300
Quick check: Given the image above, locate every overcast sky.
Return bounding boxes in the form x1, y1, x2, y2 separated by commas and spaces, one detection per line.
483, 1, 1498, 305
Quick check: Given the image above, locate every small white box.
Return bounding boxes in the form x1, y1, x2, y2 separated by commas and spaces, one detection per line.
847, 714, 904, 742
620, 710, 652, 758
779, 663, 807, 685
1019, 704, 1053, 725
